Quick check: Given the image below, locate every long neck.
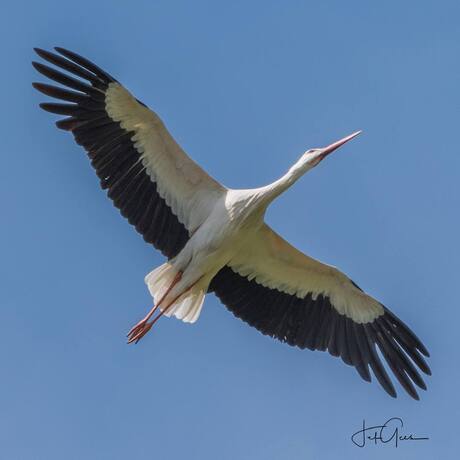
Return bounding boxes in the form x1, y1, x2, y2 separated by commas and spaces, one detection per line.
257, 158, 310, 209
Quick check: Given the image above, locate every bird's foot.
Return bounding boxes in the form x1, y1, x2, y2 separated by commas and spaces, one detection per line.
126, 271, 183, 344
127, 319, 153, 344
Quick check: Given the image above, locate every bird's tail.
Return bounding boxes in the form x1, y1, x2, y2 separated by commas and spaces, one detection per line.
144, 263, 206, 323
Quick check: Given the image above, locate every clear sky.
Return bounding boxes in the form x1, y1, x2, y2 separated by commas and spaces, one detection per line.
1, 1, 459, 459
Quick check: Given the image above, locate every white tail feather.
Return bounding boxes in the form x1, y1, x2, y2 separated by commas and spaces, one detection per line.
145, 262, 179, 304
166, 289, 205, 323
144, 263, 206, 324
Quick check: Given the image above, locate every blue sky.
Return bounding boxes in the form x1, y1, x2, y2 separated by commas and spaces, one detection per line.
1, 1, 459, 458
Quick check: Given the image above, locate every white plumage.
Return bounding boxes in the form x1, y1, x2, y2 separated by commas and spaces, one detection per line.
106, 83, 224, 234
33, 47, 431, 399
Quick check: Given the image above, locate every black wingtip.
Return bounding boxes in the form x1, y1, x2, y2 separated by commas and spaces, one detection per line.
34, 48, 67, 67
33, 47, 47, 58
55, 117, 79, 131
355, 364, 372, 382
420, 347, 430, 358
389, 387, 397, 398
32, 61, 52, 78
384, 385, 397, 399
404, 380, 420, 400
31, 61, 41, 71
52, 46, 117, 83
418, 380, 427, 391
54, 46, 71, 55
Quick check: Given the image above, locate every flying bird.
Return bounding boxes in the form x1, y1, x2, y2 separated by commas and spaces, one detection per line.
32, 47, 431, 399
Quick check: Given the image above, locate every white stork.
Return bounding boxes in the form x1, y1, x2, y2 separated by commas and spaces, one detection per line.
32, 47, 431, 399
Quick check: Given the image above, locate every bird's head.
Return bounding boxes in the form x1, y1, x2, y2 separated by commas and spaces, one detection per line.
257, 130, 363, 204
299, 130, 362, 169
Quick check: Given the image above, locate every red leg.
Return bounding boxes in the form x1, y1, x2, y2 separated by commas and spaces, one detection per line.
126, 271, 182, 344
127, 276, 202, 344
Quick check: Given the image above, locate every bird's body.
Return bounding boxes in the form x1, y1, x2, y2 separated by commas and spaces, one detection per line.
150, 188, 267, 323
32, 47, 431, 399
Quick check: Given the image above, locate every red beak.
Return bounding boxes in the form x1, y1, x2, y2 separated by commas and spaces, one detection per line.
319, 130, 362, 159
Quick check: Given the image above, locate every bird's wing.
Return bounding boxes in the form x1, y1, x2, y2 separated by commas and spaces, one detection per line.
32, 47, 225, 259
209, 223, 430, 399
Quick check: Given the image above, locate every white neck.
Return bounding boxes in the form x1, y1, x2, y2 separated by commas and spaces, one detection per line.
257, 158, 312, 209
